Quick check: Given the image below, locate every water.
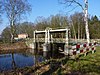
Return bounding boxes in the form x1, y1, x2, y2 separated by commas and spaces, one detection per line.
0, 47, 65, 72
0, 50, 44, 72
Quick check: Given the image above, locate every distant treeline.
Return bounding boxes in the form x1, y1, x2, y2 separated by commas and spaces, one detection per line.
1, 12, 100, 43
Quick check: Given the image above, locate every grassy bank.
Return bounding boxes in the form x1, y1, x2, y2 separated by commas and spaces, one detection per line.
53, 46, 100, 75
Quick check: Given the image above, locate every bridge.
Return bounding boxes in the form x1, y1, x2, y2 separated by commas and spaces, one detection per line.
26, 28, 97, 56
26, 28, 69, 54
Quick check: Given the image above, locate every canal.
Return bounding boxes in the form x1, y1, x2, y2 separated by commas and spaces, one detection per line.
0, 49, 44, 72
0, 49, 64, 72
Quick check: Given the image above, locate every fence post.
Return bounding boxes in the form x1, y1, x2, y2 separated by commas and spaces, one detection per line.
64, 28, 69, 55
43, 29, 49, 51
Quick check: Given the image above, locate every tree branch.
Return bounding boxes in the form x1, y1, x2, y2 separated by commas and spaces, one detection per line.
59, 0, 84, 10
73, 0, 84, 10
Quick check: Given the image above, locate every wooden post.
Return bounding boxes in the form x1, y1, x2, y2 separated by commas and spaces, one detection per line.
33, 30, 36, 43
48, 29, 50, 43
64, 28, 69, 54
45, 29, 48, 43
33, 30, 36, 49
43, 29, 48, 51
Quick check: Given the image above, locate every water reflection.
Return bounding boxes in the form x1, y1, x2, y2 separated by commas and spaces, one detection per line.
43, 50, 65, 59
0, 49, 65, 72
11, 53, 16, 71
0, 50, 44, 72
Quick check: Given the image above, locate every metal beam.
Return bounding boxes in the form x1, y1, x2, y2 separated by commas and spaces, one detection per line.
50, 28, 68, 33
35, 30, 46, 34
35, 28, 69, 34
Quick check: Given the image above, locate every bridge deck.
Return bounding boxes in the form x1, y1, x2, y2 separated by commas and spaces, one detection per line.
26, 38, 67, 43
25, 38, 96, 44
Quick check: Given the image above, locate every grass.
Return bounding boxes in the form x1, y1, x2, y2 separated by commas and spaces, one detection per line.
54, 46, 100, 75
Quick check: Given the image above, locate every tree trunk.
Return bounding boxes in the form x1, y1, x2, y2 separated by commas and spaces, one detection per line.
72, 22, 77, 40
78, 20, 80, 40
84, 0, 90, 43
10, 20, 15, 43
11, 33, 14, 43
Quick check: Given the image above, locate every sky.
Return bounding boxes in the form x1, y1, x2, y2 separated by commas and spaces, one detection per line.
0, 0, 100, 34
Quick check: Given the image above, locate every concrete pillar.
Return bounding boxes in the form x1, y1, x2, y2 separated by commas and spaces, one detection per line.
30, 31, 36, 49
64, 29, 69, 54
29, 31, 36, 50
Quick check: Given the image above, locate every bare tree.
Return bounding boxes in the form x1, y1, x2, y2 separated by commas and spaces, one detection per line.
3, 0, 31, 43
59, 0, 90, 43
